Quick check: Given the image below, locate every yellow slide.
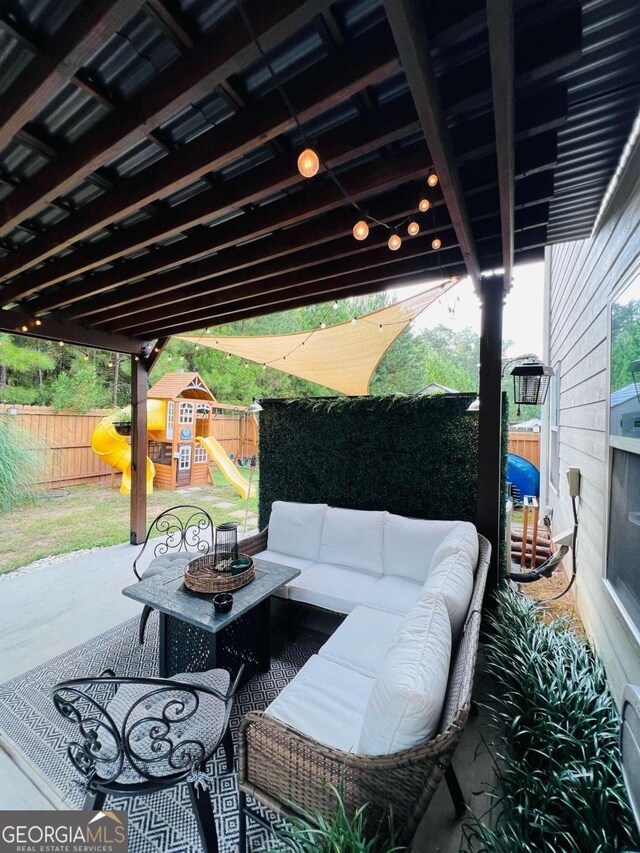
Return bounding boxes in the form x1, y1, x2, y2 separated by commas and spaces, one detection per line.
196, 436, 253, 500
91, 400, 165, 495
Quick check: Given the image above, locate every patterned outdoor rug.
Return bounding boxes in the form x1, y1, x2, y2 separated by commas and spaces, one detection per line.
0, 613, 324, 852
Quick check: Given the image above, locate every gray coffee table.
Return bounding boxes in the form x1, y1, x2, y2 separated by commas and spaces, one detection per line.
122, 559, 300, 683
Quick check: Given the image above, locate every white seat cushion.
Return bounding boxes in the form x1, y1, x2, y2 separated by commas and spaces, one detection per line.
319, 605, 404, 677
318, 507, 385, 575
267, 501, 328, 561
286, 563, 378, 614
422, 551, 474, 639
358, 593, 451, 756
383, 514, 459, 582
266, 654, 374, 753
363, 575, 423, 615
431, 522, 479, 573
253, 549, 316, 600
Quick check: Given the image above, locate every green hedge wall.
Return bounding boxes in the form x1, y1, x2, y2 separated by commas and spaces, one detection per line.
258, 395, 509, 554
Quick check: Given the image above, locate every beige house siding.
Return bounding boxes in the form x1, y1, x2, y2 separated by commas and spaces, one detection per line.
544, 149, 640, 704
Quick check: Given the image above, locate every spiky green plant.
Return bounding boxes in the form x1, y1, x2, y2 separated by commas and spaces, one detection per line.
0, 416, 47, 512
464, 591, 639, 852
282, 782, 404, 853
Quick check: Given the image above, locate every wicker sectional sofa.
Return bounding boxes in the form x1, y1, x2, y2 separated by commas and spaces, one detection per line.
238, 501, 491, 849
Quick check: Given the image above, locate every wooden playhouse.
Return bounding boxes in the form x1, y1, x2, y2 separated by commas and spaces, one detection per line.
147, 371, 256, 494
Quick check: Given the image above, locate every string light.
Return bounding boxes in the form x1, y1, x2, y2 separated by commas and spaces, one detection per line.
107, 361, 113, 368
418, 198, 430, 213
332, 301, 338, 310
320, 321, 326, 329
297, 148, 319, 178
58, 341, 64, 347
20, 324, 28, 332
427, 170, 438, 187
134, 356, 139, 362
388, 232, 402, 251
352, 219, 369, 241
34, 318, 42, 326
167, 355, 172, 361
407, 221, 419, 236
379, 323, 383, 331
83, 354, 89, 361
226, 353, 231, 359
262, 363, 266, 369
431, 237, 442, 250
205, 328, 211, 334
351, 317, 357, 325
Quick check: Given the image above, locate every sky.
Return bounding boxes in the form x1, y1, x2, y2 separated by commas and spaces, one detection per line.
391, 261, 545, 358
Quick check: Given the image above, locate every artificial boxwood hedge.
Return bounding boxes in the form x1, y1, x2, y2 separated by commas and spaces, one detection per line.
258, 394, 508, 550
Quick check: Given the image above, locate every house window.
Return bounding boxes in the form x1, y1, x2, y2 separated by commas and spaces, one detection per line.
179, 402, 194, 424
166, 401, 174, 440
549, 363, 561, 490
194, 444, 208, 464
178, 444, 192, 470
607, 268, 640, 627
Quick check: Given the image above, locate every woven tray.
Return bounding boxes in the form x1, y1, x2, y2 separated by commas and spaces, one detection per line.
184, 553, 255, 594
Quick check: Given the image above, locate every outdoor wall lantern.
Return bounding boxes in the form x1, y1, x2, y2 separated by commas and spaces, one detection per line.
511, 359, 554, 415
246, 398, 263, 413
632, 358, 640, 402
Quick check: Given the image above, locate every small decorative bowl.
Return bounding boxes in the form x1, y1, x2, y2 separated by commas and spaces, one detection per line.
229, 558, 252, 575
213, 592, 233, 614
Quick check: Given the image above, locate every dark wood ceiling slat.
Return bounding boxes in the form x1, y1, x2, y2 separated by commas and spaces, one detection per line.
384, 0, 481, 288
32, 144, 430, 315
487, 0, 515, 286
0, 57, 408, 298
0, 0, 334, 237
0, 307, 147, 352
0, 0, 145, 153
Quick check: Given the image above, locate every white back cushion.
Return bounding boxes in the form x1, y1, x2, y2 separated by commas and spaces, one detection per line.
318, 507, 385, 575
382, 513, 460, 582
267, 501, 328, 561
358, 593, 451, 755
431, 522, 479, 573
422, 551, 474, 639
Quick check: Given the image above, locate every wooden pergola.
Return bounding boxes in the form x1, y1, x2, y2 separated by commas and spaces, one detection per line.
0, 0, 638, 589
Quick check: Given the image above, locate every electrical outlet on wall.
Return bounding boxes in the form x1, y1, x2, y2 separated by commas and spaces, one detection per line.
567, 467, 581, 498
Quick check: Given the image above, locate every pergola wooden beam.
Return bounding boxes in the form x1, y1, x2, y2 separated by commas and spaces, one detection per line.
105, 234, 452, 333
0, 0, 144, 153
0, 307, 149, 354
0, 65, 410, 299
36, 144, 430, 316
487, 0, 515, 290
142, 255, 469, 337
384, 0, 481, 289
70, 199, 430, 324
0, 0, 334, 238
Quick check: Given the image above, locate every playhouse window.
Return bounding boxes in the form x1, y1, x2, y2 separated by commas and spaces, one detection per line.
194, 444, 208, 464
166, 402, 174, 439
179, 402, 194, 424
178, 445, 192, 470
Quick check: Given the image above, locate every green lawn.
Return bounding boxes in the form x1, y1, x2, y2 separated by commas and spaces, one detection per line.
0, 467, 259, 575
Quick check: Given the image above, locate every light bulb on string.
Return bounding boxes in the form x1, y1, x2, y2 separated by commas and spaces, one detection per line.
351, 317, 357, 325
332, 300, 338, 310
378, 323, 383, 332
226, 353, 231, 359
58, 341, 64, 347
407, 221, 419, 237
431, 236, 442, 250
352, 219, 369, 241
418, 198, 430, 213
427, 170, 438, 187
107, 361, 113, 368
205, 328, 211, 334
262, 363, 266, 370
388, 232, 402, 251
83, 354, 89, 361
20, 324, 28, 332
297, 148, 319, 178
34, 319, 42, 326
320, 321, 326, 329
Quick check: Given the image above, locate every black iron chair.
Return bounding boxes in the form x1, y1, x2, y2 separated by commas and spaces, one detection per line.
51, 664, 243, 853
133, 506, 215, 644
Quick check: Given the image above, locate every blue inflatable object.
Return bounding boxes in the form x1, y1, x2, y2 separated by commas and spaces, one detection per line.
507, 452, 540, 500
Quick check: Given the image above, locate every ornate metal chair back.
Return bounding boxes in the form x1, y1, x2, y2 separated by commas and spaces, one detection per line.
133, 505, 214, 579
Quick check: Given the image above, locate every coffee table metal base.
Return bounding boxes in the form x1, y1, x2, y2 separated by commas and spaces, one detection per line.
158, 598, 271, 684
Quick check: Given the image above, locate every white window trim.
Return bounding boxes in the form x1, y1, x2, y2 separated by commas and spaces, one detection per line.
166, 401, 174, 440
194, 444, 208, 463
179, 401, 194, 424
178, 444, 192, 470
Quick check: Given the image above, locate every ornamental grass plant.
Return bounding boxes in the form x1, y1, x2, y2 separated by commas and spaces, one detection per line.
0, 416, 46, 513
465, 590, 638, 852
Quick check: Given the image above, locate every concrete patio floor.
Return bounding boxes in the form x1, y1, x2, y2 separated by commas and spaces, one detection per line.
0, 542, 497, 851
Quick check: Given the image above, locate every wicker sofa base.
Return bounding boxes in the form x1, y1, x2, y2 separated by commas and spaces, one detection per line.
237, 533, 491, 850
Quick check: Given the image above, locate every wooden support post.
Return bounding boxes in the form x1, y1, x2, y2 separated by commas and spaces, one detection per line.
130, 355, 148, 544
476, 274, 505, 596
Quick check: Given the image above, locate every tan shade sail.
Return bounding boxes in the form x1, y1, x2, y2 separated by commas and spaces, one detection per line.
175, 283, 455, 396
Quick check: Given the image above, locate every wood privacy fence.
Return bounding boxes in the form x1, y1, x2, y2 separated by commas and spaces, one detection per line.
508, 431, 541, 469
1, 404, 259, 490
